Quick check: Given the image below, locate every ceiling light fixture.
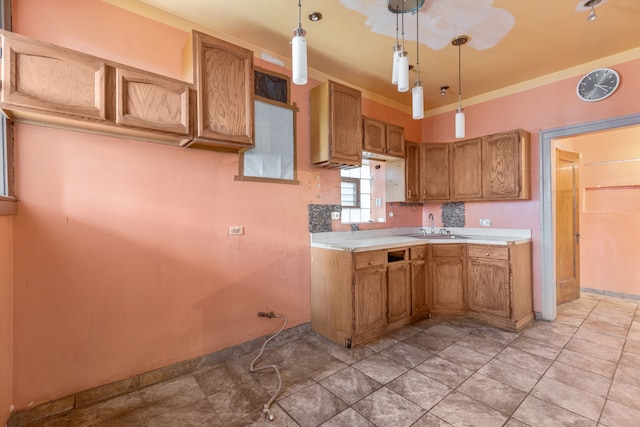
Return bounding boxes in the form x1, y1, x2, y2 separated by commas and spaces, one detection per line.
440, 85, 449, 96
397, 9, 409, 92
412, 5, 423, 120
391, 6, 401, 85
584, 0, 601, 21
452, 35, 469, 139
308, 12, 322, 22
291, 0, 307, 85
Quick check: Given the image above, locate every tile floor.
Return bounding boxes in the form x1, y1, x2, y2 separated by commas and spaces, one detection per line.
25, 293, 640, 426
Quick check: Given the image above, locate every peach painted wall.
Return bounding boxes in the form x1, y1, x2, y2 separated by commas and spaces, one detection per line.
9, 0, 420, 409
565, 128, 640, 295
0, 215, 13, 425
423, 57, 640, 311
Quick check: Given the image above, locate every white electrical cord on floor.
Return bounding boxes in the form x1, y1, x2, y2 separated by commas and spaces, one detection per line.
250, 311, 288, 421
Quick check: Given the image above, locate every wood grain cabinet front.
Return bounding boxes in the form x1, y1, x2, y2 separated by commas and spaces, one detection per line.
310, 80, 362, 168
188, 30, 254, 152
430, 244, 466, 315
466, 243, 534, 331
421, 143, 450, 201
0, 30, 193, 146
410, 246, 429, 318
363, 117, 405, 158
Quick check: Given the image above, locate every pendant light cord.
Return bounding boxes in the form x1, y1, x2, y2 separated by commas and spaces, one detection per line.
297, 0, 302, 30
457, 43, 462, 113
415, 5, 420, 84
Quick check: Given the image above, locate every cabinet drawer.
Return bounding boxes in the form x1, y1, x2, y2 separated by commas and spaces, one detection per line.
410, 246, 427, 260
431, 244, 464, 258
468, 245, 510, 261
354, 251, 386, 269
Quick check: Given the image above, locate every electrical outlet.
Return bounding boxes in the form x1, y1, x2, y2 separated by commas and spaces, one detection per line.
229, 226, 244, 235
331, 211, 340, 220
480, 218, 491, 227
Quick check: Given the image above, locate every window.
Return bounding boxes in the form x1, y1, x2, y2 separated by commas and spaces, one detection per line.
340, 163, 372, 223
236, 67, 298, 184
0, 0, 11, 197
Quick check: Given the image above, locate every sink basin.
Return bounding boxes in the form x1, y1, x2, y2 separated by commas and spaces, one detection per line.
403, 234, 466, 240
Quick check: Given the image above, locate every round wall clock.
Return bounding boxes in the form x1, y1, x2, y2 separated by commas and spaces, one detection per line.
576, 68, 620, 102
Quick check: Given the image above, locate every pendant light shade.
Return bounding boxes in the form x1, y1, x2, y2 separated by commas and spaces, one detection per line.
455, 111, 465, 138
411, 2, 423, 119
412, 85, 424, 119
397, 52, 409, 92
391, 46, 401, 84
292, 0, 307, 85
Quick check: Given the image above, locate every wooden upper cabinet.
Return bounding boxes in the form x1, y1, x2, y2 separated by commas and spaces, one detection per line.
451, 138, 482, 200
115, 68, 190, 136
190, 30, 254, 152
310, 80, 362, 168
1, 30, 106, 121
482, 129, 531, 200
405, 141, 420, 202
363, 117, 405, 158
421, 143, 450, 201
0, 30, 193, 146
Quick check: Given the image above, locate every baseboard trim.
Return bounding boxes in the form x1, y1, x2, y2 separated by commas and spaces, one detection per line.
8, 322, 311, 427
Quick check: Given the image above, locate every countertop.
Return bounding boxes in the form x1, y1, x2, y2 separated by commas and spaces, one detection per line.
310, 227, 532, 252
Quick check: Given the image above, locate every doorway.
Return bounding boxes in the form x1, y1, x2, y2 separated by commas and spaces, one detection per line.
539, 113, 640, 320
555, 149, 580, 305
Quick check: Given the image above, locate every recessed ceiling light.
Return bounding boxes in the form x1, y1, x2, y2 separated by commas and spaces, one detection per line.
308, 12, 322, 22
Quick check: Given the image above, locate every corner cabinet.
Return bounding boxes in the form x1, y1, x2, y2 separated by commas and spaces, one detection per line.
0, 30, 193, 146
466, 243, 533, 331
188, 31, 254, 152
421, 143, 450, 201
310, 81, 362, 168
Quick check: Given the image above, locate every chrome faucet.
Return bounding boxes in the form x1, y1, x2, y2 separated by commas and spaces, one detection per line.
428, 213, 435, 235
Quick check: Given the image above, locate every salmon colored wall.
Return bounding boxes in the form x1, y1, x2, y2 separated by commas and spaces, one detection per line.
9, 0, 420, 409
565, 129, 640, 295
0, 216, 12, 425
422, 57, 640, 312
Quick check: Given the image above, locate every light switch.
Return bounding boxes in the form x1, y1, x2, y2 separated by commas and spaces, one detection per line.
229, 226, 244, 235
480, 218, 491, 227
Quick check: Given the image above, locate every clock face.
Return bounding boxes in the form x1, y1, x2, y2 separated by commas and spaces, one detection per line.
577, 68, 620, 102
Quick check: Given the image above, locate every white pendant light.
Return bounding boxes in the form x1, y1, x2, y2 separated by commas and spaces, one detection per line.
397, 9, 409, 92
453, 35, 469, 138
292, 0, 307, 85
412, 4, 423, 120
391, 7, 400, 85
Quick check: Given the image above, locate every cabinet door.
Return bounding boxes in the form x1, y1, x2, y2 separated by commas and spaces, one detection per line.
387, 263, 411, 324
354, 267, 387, 338
411, 259, 429, 316
1, 32, 106, 121
431, 245, 466, 312
467, 258, 511, 318
421, 143, 450, 201
331, 81, 362, 164
482, 130, 530, 199
115, 68, 190, 136
405, 141, 420, 202
363, 117, 386, 154
451, 138, 482, 200
193, 31, 253, 151
386, 124, 405, 157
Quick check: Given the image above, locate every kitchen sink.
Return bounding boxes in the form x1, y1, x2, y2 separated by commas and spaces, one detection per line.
403, 234, 466, 240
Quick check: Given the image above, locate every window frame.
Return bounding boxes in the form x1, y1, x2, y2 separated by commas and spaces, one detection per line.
340, 177, 361, 208
0, 0, 14, 203
236, 67, 299, 185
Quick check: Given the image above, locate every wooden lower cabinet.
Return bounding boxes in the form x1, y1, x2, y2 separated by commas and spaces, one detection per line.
310, 241, 532, 348
387, 262, 411, 326
430, 244, 466, 315
467, 243, 534, 331
354, 266, 387, 340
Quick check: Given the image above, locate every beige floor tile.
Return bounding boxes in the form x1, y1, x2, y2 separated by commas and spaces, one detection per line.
457, 373, 527, 415
352, 354, 408, 384
320, 408, 375, 427
512, 395, 596, 427
607, 379, 640, 410
477, 359, 541, 393
544, 361, 612, 397
509, 336, 563, 359
565, 337, 622, 363
411, 412, 453, 427
556, 348, 618, 378
437, 344, 493, 370
352, 387, 425, 427
414, 356, 474, 388
599, 399, 640, 427
278, 383, 348, 427
387, 370, 452, 411
532, 377, 605, 421
496, 346, 553, 375
430, 391, 508, 427
613, 363, 640, 388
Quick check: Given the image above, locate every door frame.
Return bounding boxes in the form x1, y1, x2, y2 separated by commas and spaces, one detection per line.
539, 112, 640, 320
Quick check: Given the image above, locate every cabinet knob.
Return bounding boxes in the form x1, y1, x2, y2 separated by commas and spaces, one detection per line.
485, 252, 490, 256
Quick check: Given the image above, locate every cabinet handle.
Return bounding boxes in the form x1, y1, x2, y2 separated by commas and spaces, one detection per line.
485, 252, 490, 256
407, 189, 412, 198
368, 260, 375, 265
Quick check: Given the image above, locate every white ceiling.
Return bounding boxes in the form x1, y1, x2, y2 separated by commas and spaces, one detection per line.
129, 0, 639, 112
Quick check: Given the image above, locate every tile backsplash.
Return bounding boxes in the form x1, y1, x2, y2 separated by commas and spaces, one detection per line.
308, 204, 342, 233
442, 202, 465, 227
